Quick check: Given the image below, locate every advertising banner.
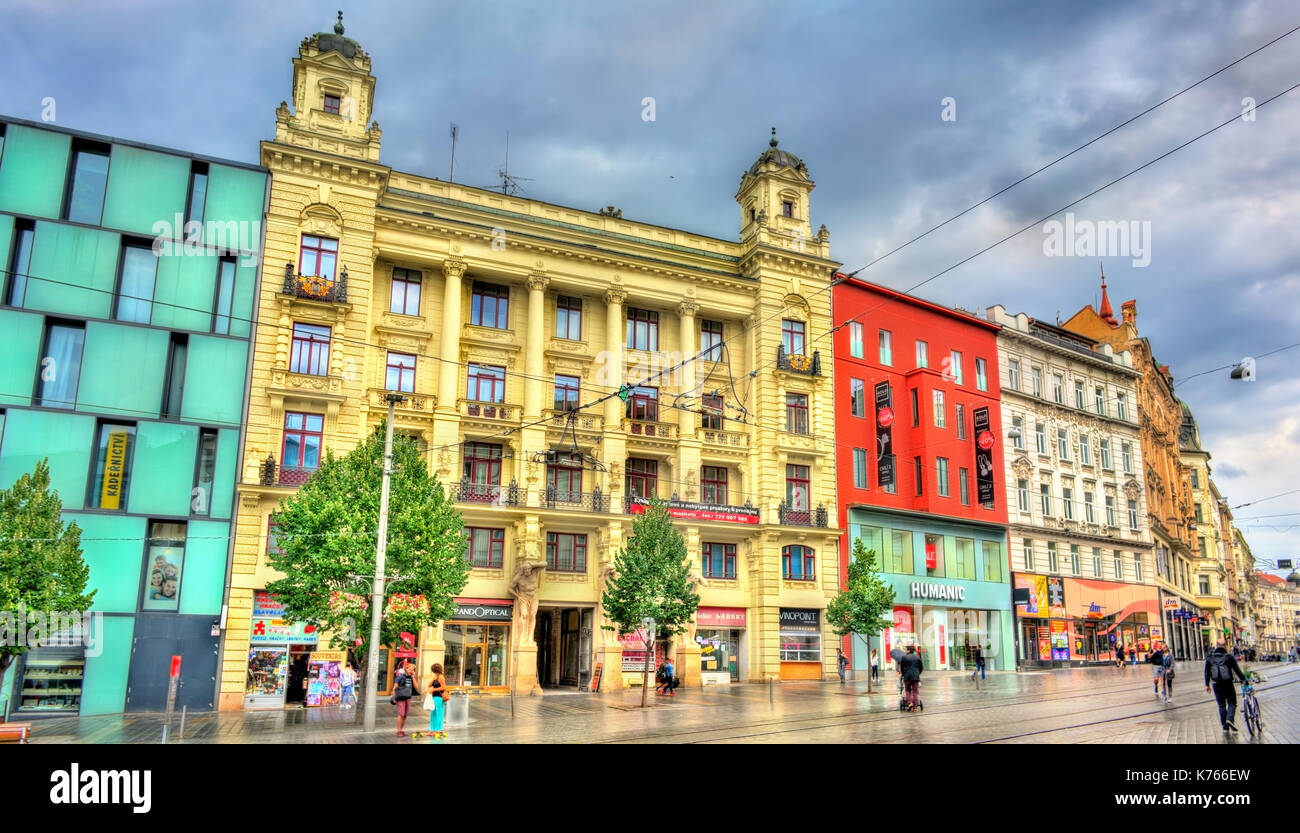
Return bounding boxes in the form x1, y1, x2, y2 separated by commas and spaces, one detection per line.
696, 607, 747, 628
1047, 576, 1066, 618
1015, 574, 1048, 618
100, 430, 130, 509
1037, 625, 1051, 661
1050, 620, 1069, 660
875, 381, 895, 488
627, 497, 759, 524
306, 651, 345, 707
973, 406, 995, 504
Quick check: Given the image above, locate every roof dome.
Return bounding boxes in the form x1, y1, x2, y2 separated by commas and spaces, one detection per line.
314, 11, 362, 59
748, 128, 806, 175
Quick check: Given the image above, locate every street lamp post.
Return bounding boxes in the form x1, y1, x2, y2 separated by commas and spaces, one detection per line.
363, 394, 405, 733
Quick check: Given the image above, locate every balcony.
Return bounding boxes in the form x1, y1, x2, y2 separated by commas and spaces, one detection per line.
452, 479, 520, 507
459, 400, 521, 422
776, 345, 822, 376
778, 502, 829, 528
367, 388, 437, 413
701, 427, 749, 449
282, 262, 348, 303
544, 408, 604, 436
543, 486, 610, 513
622, 418, 678, 440
259, 457, 316, 487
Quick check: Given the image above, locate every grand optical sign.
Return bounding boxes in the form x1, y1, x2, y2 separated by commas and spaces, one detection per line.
909, 582, 966, 602
452, 599, 513, 622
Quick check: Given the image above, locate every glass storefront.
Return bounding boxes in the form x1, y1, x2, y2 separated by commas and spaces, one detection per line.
444, 623, 510, 688
245, 648, 288, 703
779, 609, 822, 680
15, 646, 85, 714
697, 629, 741, 680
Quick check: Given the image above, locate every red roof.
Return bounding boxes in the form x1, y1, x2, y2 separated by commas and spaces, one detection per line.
1256, 573, 1286, 586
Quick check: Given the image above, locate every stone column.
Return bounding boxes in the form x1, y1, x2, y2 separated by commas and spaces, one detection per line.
603, 287, 627, 427
523, 272, 549, 419
677, 300, 699, 439
437, 258, 466, 413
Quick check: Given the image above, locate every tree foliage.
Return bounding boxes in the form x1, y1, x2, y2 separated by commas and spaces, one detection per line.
0, 461, 96, 674
265, 424, 469, 664
826, 538, 896, 640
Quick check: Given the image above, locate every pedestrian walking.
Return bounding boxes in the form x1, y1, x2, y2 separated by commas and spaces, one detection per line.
1148, 643, 1166, 698
1128, 646, 1136, 666
1160, 646, 1176, 704
971, 644, 985, 681
870, 648, 880, 682
1204, 638, 1248, 733
836, 648, 849, 684
658, 656, 677, 696
898, 644, 923, 711
390, 663, 419, 736
339, 664, 357, 709
420, 662, 448, 739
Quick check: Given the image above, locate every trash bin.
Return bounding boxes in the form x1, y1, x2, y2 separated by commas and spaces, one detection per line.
445, 690, 470, 727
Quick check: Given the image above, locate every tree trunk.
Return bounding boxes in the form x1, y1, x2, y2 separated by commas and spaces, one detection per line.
641, 646, 650, 708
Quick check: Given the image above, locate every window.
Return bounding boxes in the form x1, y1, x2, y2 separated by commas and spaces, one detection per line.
161, 333, 188, 419
1018, 480, 1030, 512
887, 529, 914, 574
1113, 552, 1122, 579
1092, 547, 1102, 578
1023, 539, 1035, 571
976, 358, 988, 391
781, 320, 806, 356
980, 541, 1002, 582
949, 350, 963, 385
465, 528, 505, 568
298, 235, 338, 280
625, 458, 658, 498
89, 421, 136, 510
466, 363, 506, 402
1052, 374, 1064, 404
785, 393, 809, 434
1194, 503, 1203, 523
1070, 545, 1080, 576
1048, 542, 1059, 573
952, 538, 975, 580
701, 394, 723, 430
282, 412, 324, 471
1128, 500, 1140, 530
554, 375, 580, 411
471, 282, 510, 330
390, 268, 422, 316
115, 243, 158, 323
626, 307, 659, 351
1199, 575, 1211, 596
786, 464, 810, 510
955, 403, 966, 439
290, 323, 331, 376
1040, 484, 1052, 517
1116, 393, 1128, 420
1105, 495, 1117, 527
1079, 433, 1091, 465
959, 467, 969, 505
933, 390, 945, 427
1134, 553, 1143, 583
266, 518, 282, 557
1074, 380, 1085, 409
853, 449, 868, 489
213, 257, 236, 334
547, 452, 583, 501
910, 389, 920, 427
1084, 491, 1095, 524
936, 457, 950, 497
626, 385, 658, 421
323, 94, 341, 114
192, 429, 217, 517
849, 322, 864, 359
546, 533, 587, 572
701, 466, 728, 504
142, 521, 187, 611
1031, 367, 1042, 397
915, 340, 928, 369
185, 161, 208, 229
1100, 438, 1112, 469
1057, 429, 1070, 460
703, 543, 737, 579
463, 442, 503, 491
386, 352, 416, 393
4, 218, 35, 306
37, 321, 85, 408
1012, 416, 1024, 449
879, 330, 893, 365
850, 378, 866, 418
64, 143, 110, 225
1035, 422, 1047, 455
781, 200, 794, 217
925, 533, 945, 577
1190, 469, 1200, 489
700, 319, 723, 360
1063, 486, 1074, 520
1121, 442, 1133, 473
555, 295, 582, 340
782, 545, 815, 581
914, 456, 923, 497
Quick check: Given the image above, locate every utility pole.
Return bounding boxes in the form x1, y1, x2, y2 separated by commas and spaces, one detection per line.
363, 394, 405, 732
449, 122, 458, 183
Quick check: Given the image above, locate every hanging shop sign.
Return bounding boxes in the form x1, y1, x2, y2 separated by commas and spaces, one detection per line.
909, 582, 966, 602
973, 406, 995, 504
875, 382, 895, 488
1163, 597, 1180, 610
626, 497, 760, 524
779, 608, 821, 633
1087, 603, 1103, 619
250, 592, 318, 645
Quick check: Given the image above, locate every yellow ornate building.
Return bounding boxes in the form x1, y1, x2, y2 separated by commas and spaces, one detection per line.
219, 18, 842, 709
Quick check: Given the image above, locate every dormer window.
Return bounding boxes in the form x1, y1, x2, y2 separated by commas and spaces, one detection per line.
781, 201, 794, 217
323, 94, 341, 115
749, 208, 756, 223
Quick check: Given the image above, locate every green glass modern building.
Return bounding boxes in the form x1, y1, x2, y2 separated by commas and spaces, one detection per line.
0, 117, 267, 716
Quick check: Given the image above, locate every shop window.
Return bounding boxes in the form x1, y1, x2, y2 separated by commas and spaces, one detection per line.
37, 320, 86, 408
625, 307, 658, 351
299, 235, 338, 280
702, 542, 736, 579
982, 541, 1003, 583
554, 375, 580, 411
779, 614, 821, 662
547, 451, 583, 501
701, 465, 728, 505
88, 421, 136, 510
785, 393, 808, 434
700, 319, 723, 360
976, 358, 988, 391
781, 319, 805, 356
192, 428, 218, 517
386, 352, 416, 393
782, 545, 815, 581
952, 537, 975, 580
546, 532, 587, 572
4, 218, 35, 306
390, 268, 422, 316
887, 529, 914, 574
850, 378, 865, 417
925, 533, 945, 577
626, 385, 658, 422
471, 281, 510, 330
857, 526, 884, 563
625, 457, 657, 499
466, 363, 506, 402
142, 521, 187, 611
213, 257, 236, 334
701, 394, 723, 430
290, 323, 331, 376
63, 141, 110, 224
443, 623, 509, 688
465, 527, 505, 568
16, 645, 85, 714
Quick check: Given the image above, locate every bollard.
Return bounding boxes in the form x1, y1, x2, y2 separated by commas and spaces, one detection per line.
768, 676, 774, 704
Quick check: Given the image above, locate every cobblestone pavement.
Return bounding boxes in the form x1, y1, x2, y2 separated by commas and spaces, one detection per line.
18, 662, 1300, 744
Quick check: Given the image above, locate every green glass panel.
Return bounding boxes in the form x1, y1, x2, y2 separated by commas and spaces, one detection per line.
77, 323, 168, 418
128, 422, 197, 516
68, 513, 147, 613
203, 164, 266, 228
209, 428, 239, 519
228, 259, 258, 338
0, 309, 43, 406
24, 222, 119, 318
0, 410, 95, 510
0, 212, 12, 297
100, 145, 190, 237
80, 614, 135, 715
179, 520, 229, 615
180, 336, 247, 426
0, 126, 70, 218
151, 249, 216, 331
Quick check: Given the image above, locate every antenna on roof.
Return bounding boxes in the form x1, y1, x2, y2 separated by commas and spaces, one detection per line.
449, 123, 459, 183
497, 131, 533, 196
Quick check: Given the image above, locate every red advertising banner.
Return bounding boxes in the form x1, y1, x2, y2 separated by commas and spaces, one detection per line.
696, 607, 747, 628
925, 540, 937, 570
626, 497, 760, 524
893, 606, 914, 633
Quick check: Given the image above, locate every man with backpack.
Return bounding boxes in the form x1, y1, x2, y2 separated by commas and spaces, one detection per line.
1205, 638, 1248, 732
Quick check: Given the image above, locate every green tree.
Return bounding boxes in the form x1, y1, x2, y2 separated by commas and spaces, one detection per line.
825, 537, 896, 693
265, 424, 469, 707
600, 498, 700, 706
0, 461, 96, 677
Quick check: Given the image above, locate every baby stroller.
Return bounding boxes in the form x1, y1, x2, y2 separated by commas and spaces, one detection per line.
897, 675, 922, 712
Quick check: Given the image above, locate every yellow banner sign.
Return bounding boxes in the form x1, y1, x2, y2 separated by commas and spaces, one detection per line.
100, 431, 129, 509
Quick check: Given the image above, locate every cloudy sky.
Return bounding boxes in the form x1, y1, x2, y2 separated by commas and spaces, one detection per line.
3, 0, 1297, 569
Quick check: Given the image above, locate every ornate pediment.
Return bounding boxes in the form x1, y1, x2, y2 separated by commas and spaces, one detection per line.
1011, 455, 1034, 479
1124, 479, 1142, 501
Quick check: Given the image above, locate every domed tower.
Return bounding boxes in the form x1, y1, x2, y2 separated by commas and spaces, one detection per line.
274, 11, 381, 162
735, 128, 828, 258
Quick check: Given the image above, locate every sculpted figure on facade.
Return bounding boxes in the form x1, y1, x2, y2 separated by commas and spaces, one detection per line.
509, 560, 546, 646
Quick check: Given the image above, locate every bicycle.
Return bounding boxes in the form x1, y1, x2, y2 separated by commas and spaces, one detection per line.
1241, 679, 1262, 737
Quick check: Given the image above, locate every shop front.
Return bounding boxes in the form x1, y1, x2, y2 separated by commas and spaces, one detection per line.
1160, 595, 1207, 661
883, 581, 1014, 671
619, 628, 657, 686
696, 607, 747, 684
1014, 575, 1160, 667
442, 598, 512, 691
779, 608, 823, 680
244, 590, 319, 709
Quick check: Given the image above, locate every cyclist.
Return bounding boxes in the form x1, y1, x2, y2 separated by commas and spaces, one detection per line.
1204, 638, 1248, 732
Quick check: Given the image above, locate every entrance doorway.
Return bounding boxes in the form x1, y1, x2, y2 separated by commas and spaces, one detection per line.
534, 607, 594, 689
286, 652, 310, 705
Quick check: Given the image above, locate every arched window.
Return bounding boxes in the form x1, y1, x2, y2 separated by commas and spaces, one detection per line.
782, 545, 815, 581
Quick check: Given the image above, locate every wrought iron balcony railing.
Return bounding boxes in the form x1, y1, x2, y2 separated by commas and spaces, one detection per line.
259, 456, 317, 487
543, 486, 609, 512
778, 501, 829, 527
283, 262, 349, 303
776, 345, 822, 376
453, 479, 520, 507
